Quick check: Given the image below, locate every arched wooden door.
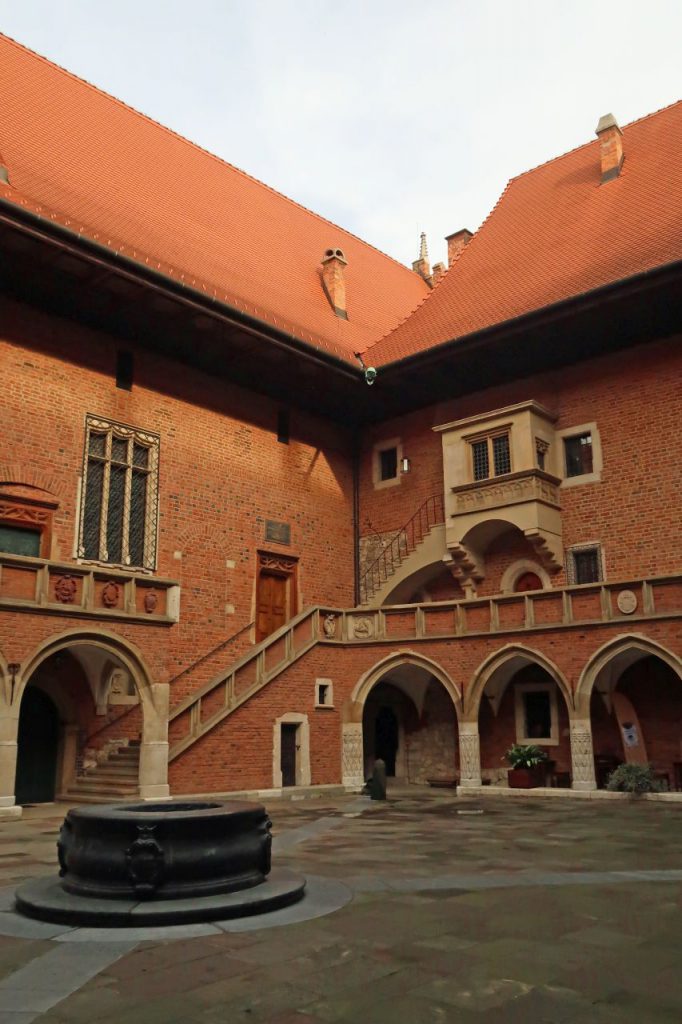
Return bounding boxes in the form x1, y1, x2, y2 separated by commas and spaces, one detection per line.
15, 687, 60, 805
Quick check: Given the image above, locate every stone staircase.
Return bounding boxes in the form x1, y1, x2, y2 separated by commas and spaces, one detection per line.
61, 740, 140, 803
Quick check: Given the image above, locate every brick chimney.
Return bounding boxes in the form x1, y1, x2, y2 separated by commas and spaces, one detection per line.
412, 232, 432, 286
596, 113, 623, 183
321, 248, 348, 319
445, 228, 472, 266
432, 262, 447, 284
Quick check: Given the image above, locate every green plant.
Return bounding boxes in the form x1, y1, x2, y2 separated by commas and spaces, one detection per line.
505, 744, 548, 769
606, 763, 663, 794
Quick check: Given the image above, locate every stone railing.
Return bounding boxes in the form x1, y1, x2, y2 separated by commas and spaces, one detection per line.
167, 574, 682, 760
320, 574, 681, 643
451, 468, 561, 514
0, 552, 180, 624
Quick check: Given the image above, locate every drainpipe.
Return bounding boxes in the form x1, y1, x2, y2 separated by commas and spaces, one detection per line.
350, 432, 360, 606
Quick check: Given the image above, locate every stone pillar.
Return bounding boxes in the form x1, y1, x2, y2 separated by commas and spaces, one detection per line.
342, 722, 364, 790
0, 706, 21, 819
570, 718, 597, 791
58, 724, 79, 794
458, 720, 482, 788
139, 683, 170, 800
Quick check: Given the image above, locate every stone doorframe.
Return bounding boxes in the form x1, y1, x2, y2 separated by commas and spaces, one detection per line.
342, 650, 463, 790
272, 713, 311, 789
0, 628, 169, 819
460, 643, 597, 790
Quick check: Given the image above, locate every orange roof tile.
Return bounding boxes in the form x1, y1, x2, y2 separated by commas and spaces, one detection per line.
0, 34, 429, 364
366, 101, 682, 366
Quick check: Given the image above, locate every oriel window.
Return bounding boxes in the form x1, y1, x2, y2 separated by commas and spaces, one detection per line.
471, 431, 511, 481
79, 416, 159, 569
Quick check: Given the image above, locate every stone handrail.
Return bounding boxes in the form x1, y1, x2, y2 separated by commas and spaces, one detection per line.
0, 551, 179, 623
167, 573, 682, 760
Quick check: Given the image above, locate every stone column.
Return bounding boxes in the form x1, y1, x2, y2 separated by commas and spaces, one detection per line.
458, 720, 482, 788
342, 722, 364, 790
570, 718, 597, 791
0, 706, 21, 819
139, 682, 170, 800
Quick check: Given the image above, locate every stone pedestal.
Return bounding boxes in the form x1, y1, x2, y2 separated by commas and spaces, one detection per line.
342, 723, 364, 789
570, 719, 597, 791
458, 722, 482, 788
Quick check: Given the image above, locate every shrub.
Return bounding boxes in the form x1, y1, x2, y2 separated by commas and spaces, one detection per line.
505, 744, 548, 769
606, 763, 662, 794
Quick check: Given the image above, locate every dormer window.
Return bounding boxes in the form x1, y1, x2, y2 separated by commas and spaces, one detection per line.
470, 431, 511, 481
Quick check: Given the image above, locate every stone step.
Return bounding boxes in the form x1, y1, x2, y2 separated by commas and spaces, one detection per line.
85, 764, 139, 776
61, 791, 139, 804
69, 779, 138, 794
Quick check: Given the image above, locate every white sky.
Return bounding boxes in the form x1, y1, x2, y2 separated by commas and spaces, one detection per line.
1, 1, 680, 268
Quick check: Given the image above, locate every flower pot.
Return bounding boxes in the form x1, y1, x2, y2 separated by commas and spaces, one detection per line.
507, 767, 544, 789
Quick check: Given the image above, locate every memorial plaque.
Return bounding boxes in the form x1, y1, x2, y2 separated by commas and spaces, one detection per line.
265, 519, 291, 545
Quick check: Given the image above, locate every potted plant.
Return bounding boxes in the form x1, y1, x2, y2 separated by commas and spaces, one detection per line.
505, 744, 548, 789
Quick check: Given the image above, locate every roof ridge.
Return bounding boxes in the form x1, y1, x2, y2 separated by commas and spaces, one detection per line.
507, 98, 682, 184
0, 32, 423, 280
362, 174, 517, 356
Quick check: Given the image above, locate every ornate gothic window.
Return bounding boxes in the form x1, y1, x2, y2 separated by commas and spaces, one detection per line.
78, 416, 159, 569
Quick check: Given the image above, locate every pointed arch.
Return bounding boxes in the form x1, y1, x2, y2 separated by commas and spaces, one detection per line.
347, 649, 462, 722
575, 633, 682, 718
465, 643, 573, 721
14, 628, 156, 711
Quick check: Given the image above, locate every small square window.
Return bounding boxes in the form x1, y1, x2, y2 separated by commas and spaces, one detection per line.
379, 447, 398, 481
472, 440, 489, 481
515, 682, 558, 745
523, 690, 552, 739
567, 545, 603, 584
470, 431, 511, 481
564, 433, 593, 477
315, 679, 334, 707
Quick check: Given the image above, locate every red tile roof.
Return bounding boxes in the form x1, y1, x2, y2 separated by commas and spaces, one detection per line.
0, 34, 429, 364
366, 100, 682, 366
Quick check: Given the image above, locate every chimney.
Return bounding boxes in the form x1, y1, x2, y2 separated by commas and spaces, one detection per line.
596, 113, 623, 183
432, 262, 447, 284
321, 248, 348, 319
445, 228, 472, 266
412, 232, 432, 286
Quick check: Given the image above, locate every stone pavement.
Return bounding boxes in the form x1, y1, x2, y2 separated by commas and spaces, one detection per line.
1, 788, 682, 1022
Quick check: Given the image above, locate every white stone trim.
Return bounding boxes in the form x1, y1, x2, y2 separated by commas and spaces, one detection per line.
500, 559, 552, 594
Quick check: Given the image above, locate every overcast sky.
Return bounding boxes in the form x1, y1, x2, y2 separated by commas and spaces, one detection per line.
1, 1, 680, 267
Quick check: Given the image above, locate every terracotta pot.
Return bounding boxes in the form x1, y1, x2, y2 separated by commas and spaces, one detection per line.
507, 767, 544, 789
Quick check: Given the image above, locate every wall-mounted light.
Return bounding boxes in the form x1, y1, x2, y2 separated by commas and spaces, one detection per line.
401, 456, 411, 474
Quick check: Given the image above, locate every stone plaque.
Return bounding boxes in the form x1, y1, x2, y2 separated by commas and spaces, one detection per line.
616, 589, 637, 615
265, 519, 291, 545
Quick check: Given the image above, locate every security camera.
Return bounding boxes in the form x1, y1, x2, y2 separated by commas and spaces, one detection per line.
364, 366, 378, 386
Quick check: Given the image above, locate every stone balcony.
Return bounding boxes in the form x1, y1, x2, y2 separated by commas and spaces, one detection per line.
0, 553, 180, 624
447, 468, 563, 578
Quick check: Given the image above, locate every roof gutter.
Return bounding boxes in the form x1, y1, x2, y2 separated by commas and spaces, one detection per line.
0, 195, 364, 383
377, 258, 682, 375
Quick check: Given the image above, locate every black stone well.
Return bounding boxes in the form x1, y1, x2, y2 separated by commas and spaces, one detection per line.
15, 801, 305, 926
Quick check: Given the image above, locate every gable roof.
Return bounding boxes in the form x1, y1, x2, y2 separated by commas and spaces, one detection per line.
366, 100, 682, 366
0, 34, 428, 365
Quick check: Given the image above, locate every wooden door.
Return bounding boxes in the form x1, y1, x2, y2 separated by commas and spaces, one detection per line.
281, 724, 298, 787
256, 571, 288, 641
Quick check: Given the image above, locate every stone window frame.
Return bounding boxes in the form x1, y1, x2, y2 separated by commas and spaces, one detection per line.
500, 559, 552, 594
566, 542, 605, 585
315, 678, 334, 709
556, 421, 602, 487
465, 425, 513, 482
372, 437, 403, 490
0, 492, 57, 559
514, 681, 559, 746
77, 415, 160, 571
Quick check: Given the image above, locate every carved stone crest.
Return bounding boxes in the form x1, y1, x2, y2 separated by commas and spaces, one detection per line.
54, 575, 77, 604
352, 616, 374, 639
125, 824, 165, 897
616, 589, 637, 615
144, 590, 158, 614
101, 580, 120, 608
323, 613, 337, 638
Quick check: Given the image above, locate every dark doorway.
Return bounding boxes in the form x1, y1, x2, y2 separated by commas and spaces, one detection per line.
375, 706, 399, 776
15, 686, 60, 805
281, 723, 298, 787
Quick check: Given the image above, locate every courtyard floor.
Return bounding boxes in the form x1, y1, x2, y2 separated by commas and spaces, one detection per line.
1, 787, 682, 1022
